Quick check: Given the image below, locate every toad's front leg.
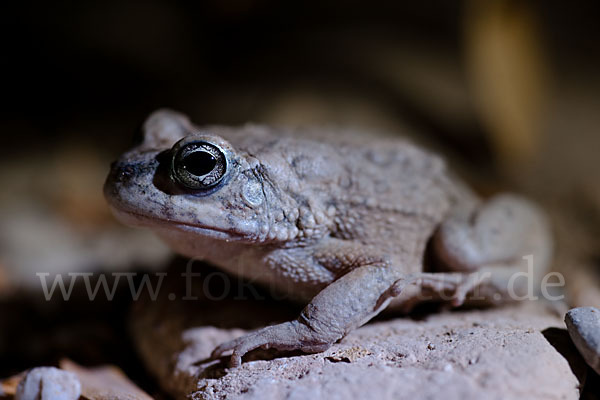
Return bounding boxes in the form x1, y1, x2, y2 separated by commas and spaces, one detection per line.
211, 242, 404, 367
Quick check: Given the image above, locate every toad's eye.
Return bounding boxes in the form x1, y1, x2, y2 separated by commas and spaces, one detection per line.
171, 141, 227, 190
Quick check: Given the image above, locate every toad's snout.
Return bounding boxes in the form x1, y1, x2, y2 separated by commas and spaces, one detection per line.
103, 157, 160, 211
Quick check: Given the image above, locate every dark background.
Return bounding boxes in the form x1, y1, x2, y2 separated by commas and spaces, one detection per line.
2, 0, 598, 159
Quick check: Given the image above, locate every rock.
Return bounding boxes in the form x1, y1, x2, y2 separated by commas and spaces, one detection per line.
2, 361, 153, 400
15, 367, 80, 400
60, 359, 153, 400
566, 307, 600, 375
130, 271, 580, 400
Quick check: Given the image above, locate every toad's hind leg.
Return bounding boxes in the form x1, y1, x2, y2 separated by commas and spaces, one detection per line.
427, 193, 553, 306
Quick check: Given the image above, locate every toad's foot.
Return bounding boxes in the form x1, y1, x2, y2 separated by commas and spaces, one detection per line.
210, 272, 475, 368
210, 320, 331, 367
388, 272, 484, 311
211, 263, 400, 367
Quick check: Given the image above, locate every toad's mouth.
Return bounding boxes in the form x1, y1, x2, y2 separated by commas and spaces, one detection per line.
108, 207, 248, 241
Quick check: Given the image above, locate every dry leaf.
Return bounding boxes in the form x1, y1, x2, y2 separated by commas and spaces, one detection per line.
60, 359, 152, 400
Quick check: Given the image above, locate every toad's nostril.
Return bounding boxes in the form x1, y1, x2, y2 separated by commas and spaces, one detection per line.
112, 163, 135, 183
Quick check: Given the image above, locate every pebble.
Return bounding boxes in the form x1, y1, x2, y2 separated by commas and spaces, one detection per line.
565, 307, 600, 375
15, 367, 81, 400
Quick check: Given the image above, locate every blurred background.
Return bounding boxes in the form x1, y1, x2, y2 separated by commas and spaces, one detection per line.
1, 0, 599, 397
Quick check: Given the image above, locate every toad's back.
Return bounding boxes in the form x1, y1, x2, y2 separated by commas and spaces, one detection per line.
209, 125, 457, 254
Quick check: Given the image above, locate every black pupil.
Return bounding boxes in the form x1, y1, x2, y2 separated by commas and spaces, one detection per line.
182, 151, 217, 176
